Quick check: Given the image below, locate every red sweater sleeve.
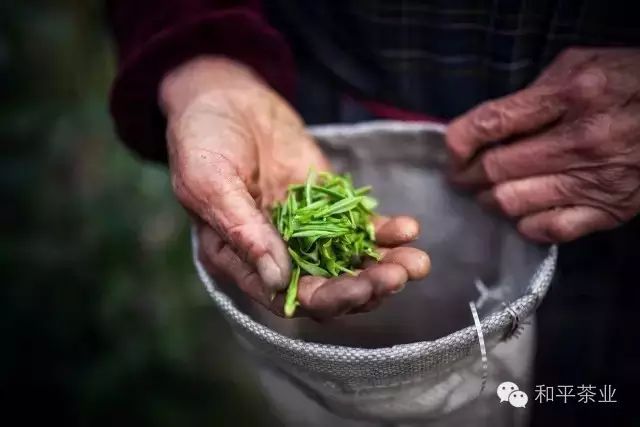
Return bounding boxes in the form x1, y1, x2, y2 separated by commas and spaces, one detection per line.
107, 0, 295, 162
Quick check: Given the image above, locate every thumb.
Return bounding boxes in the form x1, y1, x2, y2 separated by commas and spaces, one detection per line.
172, 148, 290, 292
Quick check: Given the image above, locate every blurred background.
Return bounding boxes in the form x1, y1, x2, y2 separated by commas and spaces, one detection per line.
1, 1, 272, 425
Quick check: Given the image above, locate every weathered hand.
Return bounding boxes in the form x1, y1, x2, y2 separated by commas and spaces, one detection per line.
447, 48, 640, 243
161, 57, 430, 318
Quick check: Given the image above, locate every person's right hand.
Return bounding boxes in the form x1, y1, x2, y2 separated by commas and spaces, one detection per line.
160, 57, 431, 319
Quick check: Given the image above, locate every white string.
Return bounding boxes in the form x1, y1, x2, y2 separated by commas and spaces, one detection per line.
469, 301, 488, 394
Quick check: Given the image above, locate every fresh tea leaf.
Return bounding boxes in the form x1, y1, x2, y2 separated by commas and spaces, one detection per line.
271, 170, 381, 317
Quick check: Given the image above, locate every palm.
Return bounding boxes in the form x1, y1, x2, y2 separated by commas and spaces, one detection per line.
164, 57, 429, 319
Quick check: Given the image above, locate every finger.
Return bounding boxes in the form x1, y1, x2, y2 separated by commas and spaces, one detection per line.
172, 150, 290, 292
297, 275, 373, 319
367, 247, 431, 280
285, 262, 410, 319
477, 174, 573, 218
446, 84, 567, 166
268, 275, 343, 318
198, 224, 272, 307
347, 263, 416, 314
360, 263, 409, 296
270, 259, 418, 319
448, 125, 580, 189
517, 206, 619, 243
450, 103, 640, 190
373, 215, 420, 246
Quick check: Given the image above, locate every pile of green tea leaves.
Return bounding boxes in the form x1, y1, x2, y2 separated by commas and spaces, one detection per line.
271, 170, 381, 317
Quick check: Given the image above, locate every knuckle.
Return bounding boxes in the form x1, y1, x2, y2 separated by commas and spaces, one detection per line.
471, 101, 506, 139
569, 67, 608, 101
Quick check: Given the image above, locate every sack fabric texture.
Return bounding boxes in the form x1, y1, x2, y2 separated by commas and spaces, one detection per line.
192, 121, 557, 425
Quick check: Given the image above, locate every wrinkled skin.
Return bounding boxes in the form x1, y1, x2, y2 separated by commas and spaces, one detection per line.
160, 57, 430, 319
448, 48, 640, 243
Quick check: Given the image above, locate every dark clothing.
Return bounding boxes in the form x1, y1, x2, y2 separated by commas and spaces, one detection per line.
268, 0, 640, 123
108, 0, 640, 161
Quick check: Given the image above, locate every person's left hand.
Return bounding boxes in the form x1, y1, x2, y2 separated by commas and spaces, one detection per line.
447, 48, 640, 243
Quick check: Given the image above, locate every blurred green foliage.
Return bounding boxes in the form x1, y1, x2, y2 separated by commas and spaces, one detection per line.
1, 1, 271, 425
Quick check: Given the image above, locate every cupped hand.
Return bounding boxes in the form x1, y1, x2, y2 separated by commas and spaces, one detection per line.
161, 57, 430, 319
447, 48, 640, 243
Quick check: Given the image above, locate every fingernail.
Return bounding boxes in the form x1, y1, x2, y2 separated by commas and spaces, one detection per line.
269, 291, 277, 302
256, 254, 286, 290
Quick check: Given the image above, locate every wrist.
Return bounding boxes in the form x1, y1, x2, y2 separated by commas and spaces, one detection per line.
159, 56, 270, 117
